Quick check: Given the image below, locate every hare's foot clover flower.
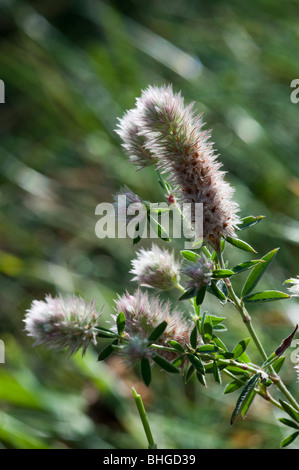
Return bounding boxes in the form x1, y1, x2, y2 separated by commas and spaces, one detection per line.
130, 244, 180, 290
24, 84, 299, 449
114, 288, 196, 364
115, 108, 158, 169
116, 84, 240, 249
182, 255, 213, 290
24, 295, 103, 356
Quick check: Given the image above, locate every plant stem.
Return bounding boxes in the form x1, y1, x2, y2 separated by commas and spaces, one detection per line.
217, 251, 299, 411
132, 387, 157, 449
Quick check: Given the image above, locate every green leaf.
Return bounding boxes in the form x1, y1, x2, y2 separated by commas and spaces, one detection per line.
279, 400, 299, 423
237, 215, 265, 230
237, 351, 251, 363
180, 250, 198, 262
185, 365, 195, 384
212, 269, 235, 279
133, 234, 142, 245
213, 324, 227, 332
232, 260, 264, 274
212, 335, 228, 351
278, 418, 299, 430
203, 316, 213, 343
232, 338, 250, 359
196, 285, 206, 305
241, 390, 256, 418
148, 321, 168, 343
97, 340, 118, 361
151, 207, 171, 214
179, 286, 197, 301
201, 246, 212, 259
153, 355, 180, 373
141, 358, 151, 387
187, 354, 205, 375
280, 431, 299, 448
218, 351, 235, 359
197, 344, 219, 353
209, 280, 227, 302
209, 315, 226, 326
243, 290, 290, 303
169, 340, 185, 354
199, 311, 206, 336
226, 366, 250, 378
190, 325, 198, 349
230, 373, 260, 425
148, 214, 171, 241
225, 236, 257, 253
213, 361, 222, 384
272, 356, 286, 374
196, 372, 207, 387
241, 248, 279, 297
205, 361, 227, 374
116, 311, 126, 335
224, 381, 243, 394
96, 327, 118, 339
172, 355, 184, 367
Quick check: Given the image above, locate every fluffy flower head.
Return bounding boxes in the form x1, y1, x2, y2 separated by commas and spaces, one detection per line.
115, 108, 158, 169
130, 244, 180, 290
24, 295, 103, 356
114, 288, 195, 363
182, 256, 213, 290
116, 84, 240, 248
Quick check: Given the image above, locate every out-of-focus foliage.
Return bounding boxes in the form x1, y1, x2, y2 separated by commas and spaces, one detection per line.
0, 0, 299, 449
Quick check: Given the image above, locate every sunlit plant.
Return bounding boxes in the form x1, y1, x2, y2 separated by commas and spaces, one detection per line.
25, 85, 299, 449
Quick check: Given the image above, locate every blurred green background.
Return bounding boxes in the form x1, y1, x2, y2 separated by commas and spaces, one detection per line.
1, 0, 299, 449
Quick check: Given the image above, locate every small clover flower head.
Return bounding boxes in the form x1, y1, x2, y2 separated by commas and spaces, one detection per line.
121, 335, 152, 365
130, 244, 180, 290
182, 256, 213, 290
24, 295, 103, 356
285, 277, 299, 296
114, 289, 197, 366
115, 108, 158, 169
114, 288, 172, 339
